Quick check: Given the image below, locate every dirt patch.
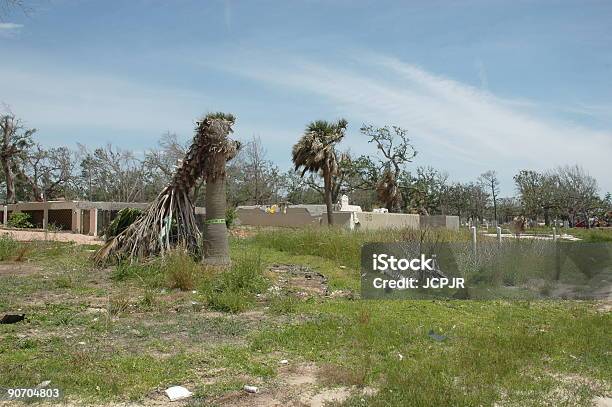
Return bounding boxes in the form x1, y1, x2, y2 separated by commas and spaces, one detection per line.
0, 228, 103, 245
268, 264, 328, 297
212, 362, 376, 407
0, 262, 43, 276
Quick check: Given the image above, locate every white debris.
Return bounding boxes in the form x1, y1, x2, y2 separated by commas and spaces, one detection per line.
398, 353, 404, 361
279, 359, 289, 365
165, 386, 192, 401
36, 380, 51, 389
78, 341, 86, 345
243, 385, 258, 394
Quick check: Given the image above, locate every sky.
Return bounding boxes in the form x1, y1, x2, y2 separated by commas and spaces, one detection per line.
1, 0, 611, 196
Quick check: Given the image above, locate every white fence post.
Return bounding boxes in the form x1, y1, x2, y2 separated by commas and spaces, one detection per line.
471, 226, 477, 255
496, 226, 502, 245
552, 227, 557, 242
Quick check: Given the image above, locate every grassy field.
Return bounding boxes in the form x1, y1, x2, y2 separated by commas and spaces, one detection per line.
0, 228, 610, 406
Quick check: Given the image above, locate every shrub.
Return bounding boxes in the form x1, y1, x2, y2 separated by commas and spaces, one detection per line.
0, 235, 19, 261
112, 260, 165, 288
108, 292, 131, 316
201, 251, 269, 313
7, 212, 33, 228
164, 250, 201, 291
225, 207, 237, 229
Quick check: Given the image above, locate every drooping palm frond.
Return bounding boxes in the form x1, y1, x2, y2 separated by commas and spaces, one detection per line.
93, 113, 239, 264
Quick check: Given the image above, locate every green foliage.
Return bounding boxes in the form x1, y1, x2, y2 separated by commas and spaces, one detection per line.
113, 250, 206, 291
252, 227, 471, 270
200, 251, 268, 313
105, 208, 143, 239
205, 112, 236, 123
163, 250, 202, 291
225, 207, 236, 229
7, 212, 33, 228
0, 235, 19, 261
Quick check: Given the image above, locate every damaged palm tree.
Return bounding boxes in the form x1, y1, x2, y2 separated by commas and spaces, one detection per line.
94, 113, 240, 264
200, 113, 240, 265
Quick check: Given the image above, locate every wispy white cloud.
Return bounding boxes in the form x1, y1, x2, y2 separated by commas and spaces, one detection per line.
0, 66, 209, 141
0, 22, 23, 37
215, 51, 612, 192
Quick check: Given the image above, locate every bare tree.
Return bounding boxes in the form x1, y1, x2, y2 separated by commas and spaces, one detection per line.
18, 144, 75, 201
556, 165, 599, 228
79, 144, 147, 202
0, 112, 35, 203
360, 124, 416, 212
227, 136, 282, 206
479, 170, 500, 224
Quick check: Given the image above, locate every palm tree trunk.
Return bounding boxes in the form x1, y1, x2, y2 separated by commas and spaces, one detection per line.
203, 172, 230, 265
323, 167, 334, 226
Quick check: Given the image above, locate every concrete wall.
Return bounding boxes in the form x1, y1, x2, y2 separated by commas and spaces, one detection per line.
3, 201, 205, 236
420, 215, 460, 230
355, 212, 420, 230
236, 205, 460, 232
236, 207, 322, 228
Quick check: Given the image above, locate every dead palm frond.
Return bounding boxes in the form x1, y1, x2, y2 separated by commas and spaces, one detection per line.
93, 113, 239, 264
376, 168, 401, 211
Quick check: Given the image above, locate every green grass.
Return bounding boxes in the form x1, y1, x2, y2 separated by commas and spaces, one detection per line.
0, 229, 610, 405
522, 226, 612, 242
199, 250, 269, 313
0, 235, 19, 261
251, 227, 472, 270
251, 299, 611, 406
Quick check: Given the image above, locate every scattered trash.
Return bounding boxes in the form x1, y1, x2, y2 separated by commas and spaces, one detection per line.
428, 329, 447, 342
244, 385, 258, 394
339, 266, 347, 269
398, 353, 404, 361
279, 359, 289, 365
78, 341, 86, 345
0, 314, 26, 324
165, 386, 192, 401
36, 380, 51, 389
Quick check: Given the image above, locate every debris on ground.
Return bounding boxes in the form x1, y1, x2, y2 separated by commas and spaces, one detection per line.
268, 264, 328, 297
0, 313, 26, 324
36, 380, 51, 389
243, 385, 258, 394
279, 359, 289, 365
165, 385, 192, 401
428, 329, 447, 342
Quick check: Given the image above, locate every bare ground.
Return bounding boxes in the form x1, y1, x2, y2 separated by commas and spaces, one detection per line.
0, 228, 102, 245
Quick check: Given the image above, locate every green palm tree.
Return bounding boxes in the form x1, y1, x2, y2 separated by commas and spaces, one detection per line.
292, 119, 347, 226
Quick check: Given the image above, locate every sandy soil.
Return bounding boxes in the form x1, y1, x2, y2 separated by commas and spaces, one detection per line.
0, 228, 103, 245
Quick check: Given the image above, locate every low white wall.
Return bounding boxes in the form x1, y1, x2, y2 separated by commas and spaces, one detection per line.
420, 215, 460, 230
355, 212, 420, 230
236, 207, 321, 228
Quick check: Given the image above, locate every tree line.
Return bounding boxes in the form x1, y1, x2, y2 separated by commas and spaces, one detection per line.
1, 111, 610, 227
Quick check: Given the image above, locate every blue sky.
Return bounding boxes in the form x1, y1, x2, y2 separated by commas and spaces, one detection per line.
1, 0, 611, 195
